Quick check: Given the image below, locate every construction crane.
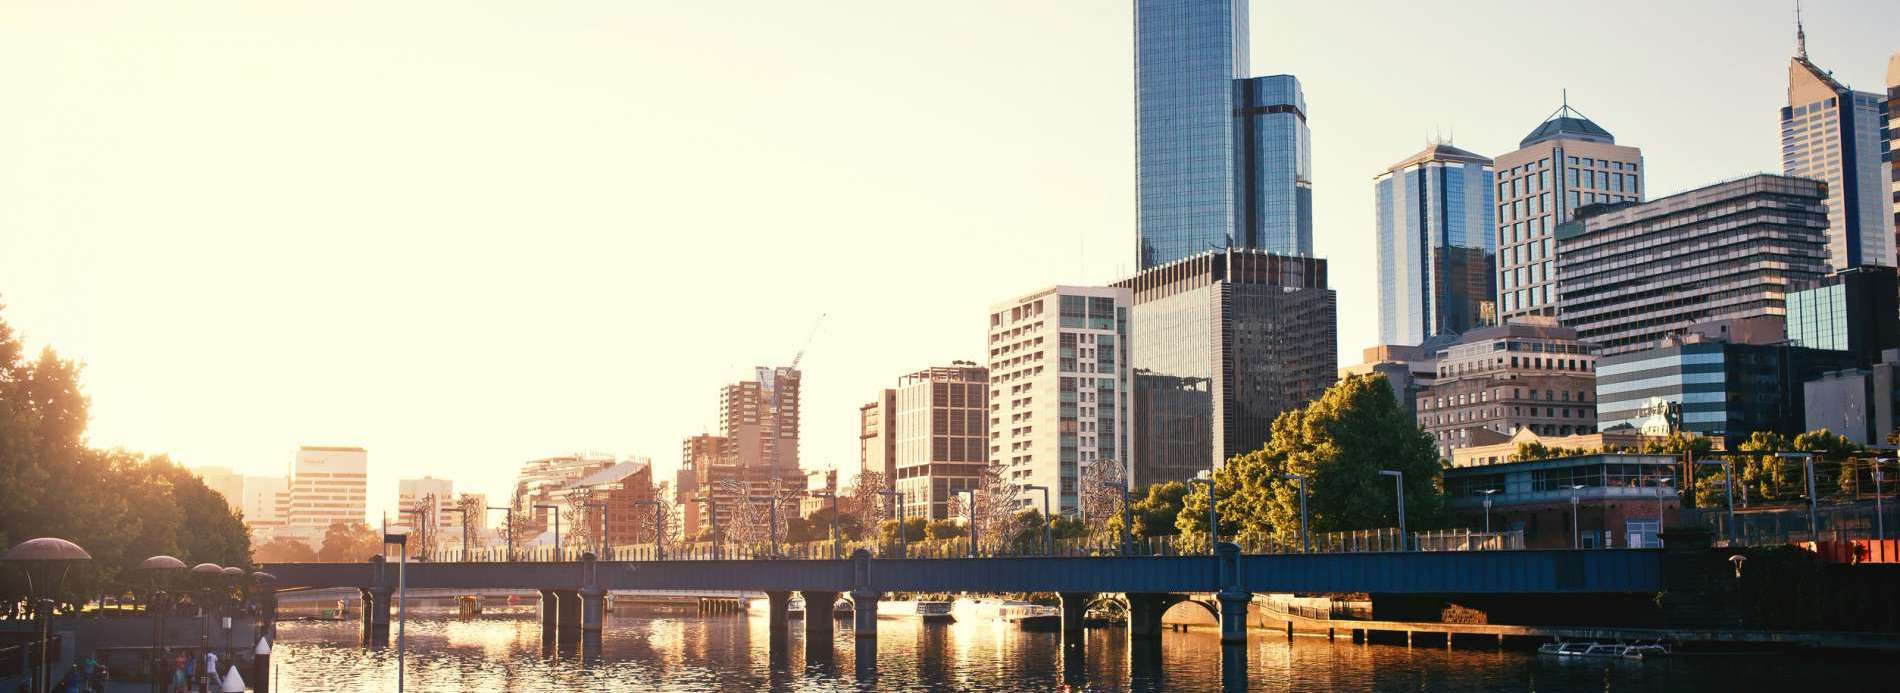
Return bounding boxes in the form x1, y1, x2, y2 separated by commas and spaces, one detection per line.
789, 313, 826, 371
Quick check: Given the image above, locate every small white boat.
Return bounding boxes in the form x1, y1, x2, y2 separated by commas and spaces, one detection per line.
916, 600, 955, 623
1537, 640, 1670, 660
954, 598, 1060, 630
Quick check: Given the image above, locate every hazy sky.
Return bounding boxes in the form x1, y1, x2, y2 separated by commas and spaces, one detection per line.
2, 1, 1895, 524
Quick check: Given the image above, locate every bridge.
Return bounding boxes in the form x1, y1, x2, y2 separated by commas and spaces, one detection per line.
262, 544, 1665, 669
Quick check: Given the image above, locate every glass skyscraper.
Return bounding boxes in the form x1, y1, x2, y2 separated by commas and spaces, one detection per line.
1782, 24, 1893, 270
1374, 143, 1496, 346
1135, 0, 1310, 269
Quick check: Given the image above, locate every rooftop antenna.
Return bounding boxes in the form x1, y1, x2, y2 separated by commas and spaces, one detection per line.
1795, 0, 1807, 59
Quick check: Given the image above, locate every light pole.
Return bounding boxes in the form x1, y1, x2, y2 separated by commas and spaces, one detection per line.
876, 489, 904, 558
1023, 484, 1053, 556
1379, 470, 1406, 551
1775, 451, 1819, 540
1721, 456, 1738, 545
1875, 458, 1891, 542
381, 532, 410, 692
443, 507, 469, 561
1654, 477, 1674, 548
769, 476, 782, 557
220, 566, 244, 668
189, 561, 223, 683
632, 499, 666, 560
1281, 473, 1310, 553
959, 488, 978, 558
534, 504, 561, 561
1568, 484, 1586, 549
5, 538, 93, 693
1192, 471, 1219, 555
487, 506, 513, 562
139, 555, 186, 693
1480, 489, 1499, 535
694, 495, 718, 559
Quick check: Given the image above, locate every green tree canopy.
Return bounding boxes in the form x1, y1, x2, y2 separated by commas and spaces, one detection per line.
1177, 374, 1446, 551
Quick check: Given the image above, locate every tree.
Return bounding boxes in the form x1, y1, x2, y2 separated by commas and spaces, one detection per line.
1178, 374, 1446, 551
255, 536, 319, 563
1079, 459, 1127, 540
969, 463, 1020, 553
454, 493, 487, 550
878, 517, 927, 545
318, 521, 382, 563
924, 519, 966, 540
560, 488, 599, 556
496, 487, 535, 558
1105, 481, 1189, 540
851, 470, 890, 531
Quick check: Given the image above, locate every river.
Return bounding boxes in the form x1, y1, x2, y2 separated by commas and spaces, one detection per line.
263, 607, 1883, 691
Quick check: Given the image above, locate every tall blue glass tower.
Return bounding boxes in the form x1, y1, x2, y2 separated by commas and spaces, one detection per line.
1373, 144, 1496, 346
1135, 0, 1310, 269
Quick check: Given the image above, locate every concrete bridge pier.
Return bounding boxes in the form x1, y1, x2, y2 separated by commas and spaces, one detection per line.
361, 587, 392, 647
1126, 593, 1176, 642
537, 589, 560, 641
554, 590, 582, 636
1059, 592, 1093, 652
850, 590, 879, 641
580, 586, 606, 634
803, 590, 838, 663
765, 591, 792, 664
1216, 589, 1252, 645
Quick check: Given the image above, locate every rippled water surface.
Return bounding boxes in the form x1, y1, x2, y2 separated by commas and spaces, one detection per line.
265, 608, 1886, 692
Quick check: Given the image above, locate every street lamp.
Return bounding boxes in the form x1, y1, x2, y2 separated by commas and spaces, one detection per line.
487, 505, 514, 562
189, 562, 223, 686
382, 531, 411, 692
1480, 489, 1499, 535
138, 555, 186, 693
220, 566, 245, 667
1654, 476, 1675, 546
1192, 471, 1220, 555
876, 489, 904, 558
632, 499, 666, 560
1721, 456, 1738, 545
4, 538, 93, 693
959, 488, 978, 558
1023, 484, 1053, 556
534, 504, 561, 561
769, 476, 783, 558
1568, 484, 1586, 549
1379, 470, 1406, 551
1876, 458, 1892, 542
1775, 451, 1819, 540
1281, 473, 1310, 553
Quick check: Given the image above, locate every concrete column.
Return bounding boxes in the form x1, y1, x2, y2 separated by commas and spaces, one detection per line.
765, 591, 791, 665
579, 587, 606, 633
537, 589, 559, 638
1217, 589, 1251, 645
1058, 592, 1093, 651
849, 590, 879, 640
555, 590, 582, 633
803, 591, 838, 638
363, 587, 392, 647
1126, 593, 1169, 641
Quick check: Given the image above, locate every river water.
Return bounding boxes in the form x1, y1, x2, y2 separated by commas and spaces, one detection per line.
264, 607, 1882, 692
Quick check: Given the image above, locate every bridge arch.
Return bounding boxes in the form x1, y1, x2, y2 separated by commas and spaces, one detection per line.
1161, 597, 1220, 623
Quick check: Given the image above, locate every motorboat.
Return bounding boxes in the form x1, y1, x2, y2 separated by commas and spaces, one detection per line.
916, 600, 955, 623
954, 598, 1060, 630
1537, 640, 1670, 660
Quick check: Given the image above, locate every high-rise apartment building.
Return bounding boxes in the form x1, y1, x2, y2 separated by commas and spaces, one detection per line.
194, 466, 245, 513
987, 286, 1132, 514
1494, 101, 1644, 321
1886, 53, 1898, 255
284, 445, 368, 542
882, 364, 989, 520
858, 390, 895, 484
1415, 318, 1598, 459
1375, 143, 1497, 345
721, 367, 801, 473
1555, 175, 1831, 357
1134, 0, 1311, 268
240, 475, 289, 540
1113, 249, 1334, 485
1781, 23, 1893, 270
515, 453, 617, 533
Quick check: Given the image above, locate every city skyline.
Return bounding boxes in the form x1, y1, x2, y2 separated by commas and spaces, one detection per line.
1, 1, 1895, 523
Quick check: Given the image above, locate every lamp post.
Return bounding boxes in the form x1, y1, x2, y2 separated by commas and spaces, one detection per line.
1873, 458, 1892, 542
487, 506, 514, 562
1722, 456, 1738, 545
632, 499, 666, 560
382, 531, 410, 692
1281, 473, 1310, 553
248, 571, 275, 693
1655, 477, 1675, 546
876, 489, 904, 558
534, 504, 561, 561
188, 562, 223, 689
1379, 470, 1406, 551
1192, 471, 1219, 555
5, 538, 93, 693
1023, 484, 1053, 556
693, 495, 718, 559
219, 566, 244, 669
139, 555, 186, 693
1568, 484, 1586, 549
1480, 489, 1499, 535
1775, 452, 1820, 540
959, 488, 978, 558
769, 476, 782, 558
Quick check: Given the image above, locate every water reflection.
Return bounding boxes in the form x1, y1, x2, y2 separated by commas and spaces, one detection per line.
267, 608, 1892, 692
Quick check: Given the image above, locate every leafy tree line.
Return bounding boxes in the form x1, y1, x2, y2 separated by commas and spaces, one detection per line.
0, 305, 251, 614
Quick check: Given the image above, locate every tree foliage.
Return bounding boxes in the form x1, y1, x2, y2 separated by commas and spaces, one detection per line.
317, 521, 381, 563
0, 305, 251, 612
1105, 481, 1189, 539
1178, 374, 1446, 551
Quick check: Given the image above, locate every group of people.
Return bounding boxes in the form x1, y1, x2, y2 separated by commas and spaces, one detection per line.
49, 652, 108, 693
161, 649, 227, 693
35, 648, 229, 693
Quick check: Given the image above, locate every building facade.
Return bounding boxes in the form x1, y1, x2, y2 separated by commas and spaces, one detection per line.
1785, 265, 1900, 366
677, 365, 805, 538
1374, 143, 1496, 345
1494, 102, 1644, 321
1416, 317, 1599, 459
885, 364, 989, 520
1340, 341, 1448, 421
987, 286, 1132, 514
240, 475, 290, 540
395, 476, 456, 537
858, 389, 895, 484
544, 461, 654, 549
1114, 249, 1334, 485
1782, 32, 1894, 270
194, 466, 244, 513
1556, 175, 1832, 357
1597, 335, 1858, 447
1235, 74, 1313, 257
721, 367, 801, 473
1444, 452, 1679, 549
284, 445, 368, 542
1134, 0, 1248, 269
1887, 53, 1898, 256
1805, 351, 1900, 447
516, 453, 618, 534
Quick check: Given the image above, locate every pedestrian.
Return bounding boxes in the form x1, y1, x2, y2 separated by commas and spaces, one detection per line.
170, 655, 189, 693
202, 649, 219, 692
57, 664, 85, 693
89, 664, 109, 692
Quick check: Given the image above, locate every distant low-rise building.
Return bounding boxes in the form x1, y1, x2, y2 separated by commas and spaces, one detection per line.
1805, 349, 1900, 446
1445, 451, 1680, 549
283, 446, 368, 543
1340, 340, 1450, 420
545, 461, 654, 548
1598, 332, 1857, 448
1416, 317, 1599, 459
1449, 427, 1657, 469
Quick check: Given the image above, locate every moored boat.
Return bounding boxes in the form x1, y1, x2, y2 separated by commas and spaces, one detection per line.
1537, 640, 1670, 660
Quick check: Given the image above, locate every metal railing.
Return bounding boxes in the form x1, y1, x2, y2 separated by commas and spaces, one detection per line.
1710, 502, 1900, 547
